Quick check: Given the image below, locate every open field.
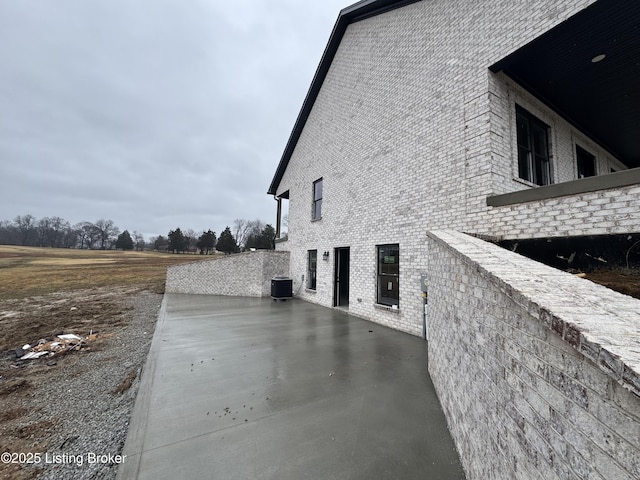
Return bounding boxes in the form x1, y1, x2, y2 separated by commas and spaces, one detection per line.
0, 246, 214, 480
0, 245, 211, 300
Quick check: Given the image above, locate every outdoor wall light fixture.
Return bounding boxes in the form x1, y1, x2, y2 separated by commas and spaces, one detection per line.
591, 53, 606, 63
323, 251, 330, 260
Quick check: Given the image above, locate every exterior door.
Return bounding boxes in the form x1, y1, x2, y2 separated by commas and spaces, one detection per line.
334, 247, 350, 307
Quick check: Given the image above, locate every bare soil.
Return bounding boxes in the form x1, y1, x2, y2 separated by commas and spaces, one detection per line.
584, 268, 640, 300
0, 246, 209, 480
0, 286, 157, 479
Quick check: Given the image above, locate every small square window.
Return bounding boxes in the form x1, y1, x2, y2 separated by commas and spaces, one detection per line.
312, 178, 323, 220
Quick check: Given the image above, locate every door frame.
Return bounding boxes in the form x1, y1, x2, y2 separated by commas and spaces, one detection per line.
333, 247, 350, 307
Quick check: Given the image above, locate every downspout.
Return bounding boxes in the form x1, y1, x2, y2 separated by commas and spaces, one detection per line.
274, 195, 282, 239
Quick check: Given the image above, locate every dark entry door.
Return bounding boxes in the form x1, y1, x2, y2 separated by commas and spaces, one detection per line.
334, 247, 350, 307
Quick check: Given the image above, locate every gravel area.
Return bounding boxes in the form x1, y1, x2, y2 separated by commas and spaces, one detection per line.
0, 289, 162, 480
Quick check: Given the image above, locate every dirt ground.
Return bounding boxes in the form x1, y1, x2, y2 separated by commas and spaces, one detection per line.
584, 269, 640, 300
0, 286, 148, 479
0, 246, 210, 480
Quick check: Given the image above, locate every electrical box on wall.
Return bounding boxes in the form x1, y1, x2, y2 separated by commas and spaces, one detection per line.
420, 274, 428, 292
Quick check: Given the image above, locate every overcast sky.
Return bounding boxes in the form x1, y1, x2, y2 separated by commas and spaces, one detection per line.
0, 0, 348, 239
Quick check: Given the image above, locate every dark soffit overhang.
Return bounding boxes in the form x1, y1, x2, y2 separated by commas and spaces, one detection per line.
490, 0, 640, 168
267, 0, 422, 195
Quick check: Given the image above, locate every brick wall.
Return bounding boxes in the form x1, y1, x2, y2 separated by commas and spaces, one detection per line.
470, 181, 640, 240
165, 251, 290, 297
274, 0, 602, 335
426, 230, 640, 480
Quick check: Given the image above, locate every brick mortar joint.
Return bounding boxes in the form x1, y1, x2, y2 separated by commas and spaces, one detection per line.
427, 229, 640, 398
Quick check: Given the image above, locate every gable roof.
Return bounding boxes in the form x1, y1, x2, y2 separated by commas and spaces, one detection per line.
267, 0, 421, 196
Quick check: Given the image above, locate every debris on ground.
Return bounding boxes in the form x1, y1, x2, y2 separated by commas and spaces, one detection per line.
0, 287, 161, 480
15, 333, 92, 361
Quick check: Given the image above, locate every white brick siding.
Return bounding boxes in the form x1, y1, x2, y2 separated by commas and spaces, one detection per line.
166, 251, 290, 297
427, 231, 640, 480
274, 0, 623, 334
474, 183, 640, 240
270, 2, 640, 477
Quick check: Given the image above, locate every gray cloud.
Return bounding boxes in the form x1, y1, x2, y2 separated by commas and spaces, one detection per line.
0, 0, 346, 239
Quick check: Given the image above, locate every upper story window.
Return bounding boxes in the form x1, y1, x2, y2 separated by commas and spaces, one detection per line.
516, 105, 552, 186
576, 145, 596, 178
377, 244, 399, 307
312, 178, 323, 220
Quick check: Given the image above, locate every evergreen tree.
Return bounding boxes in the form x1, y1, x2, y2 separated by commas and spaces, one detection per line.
216, 226, 237, 254
153, 235, 168, 250
196, 230, 217, 254
259, 224, 276, 249
168, 228, 187, 253
115, 230, 134, 250
245, 224, 276, 250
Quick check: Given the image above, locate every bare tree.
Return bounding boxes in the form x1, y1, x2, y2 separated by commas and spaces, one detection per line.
133, 231, 145, 251
0, 220, 19, 245
233, 219, 249, 250
36, 217, 52, 247
233, 219, 265, 250
48, 216, 70, 247
14, 214, 36, 245
76, 222, 100, 249
93, 219, 119, 250
184, 228, 198, 252
61, 225, 80, 248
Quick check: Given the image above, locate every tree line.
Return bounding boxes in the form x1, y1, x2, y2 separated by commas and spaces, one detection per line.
0, 215, 142, 250
158, 219, 276, 254
0, 214, 276, 254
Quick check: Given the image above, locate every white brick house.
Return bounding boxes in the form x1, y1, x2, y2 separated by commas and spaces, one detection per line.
266, 1, 640, 477
268, 0, 639, 336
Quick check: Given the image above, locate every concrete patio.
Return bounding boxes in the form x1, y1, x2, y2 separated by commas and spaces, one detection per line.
117, 294, 465, 480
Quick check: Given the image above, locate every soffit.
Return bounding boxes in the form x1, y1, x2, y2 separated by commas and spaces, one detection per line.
490, 0, 640, 167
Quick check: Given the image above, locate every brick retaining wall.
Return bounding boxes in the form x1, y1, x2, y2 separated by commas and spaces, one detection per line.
426, 230, 640, 480
165, 251, 290, 297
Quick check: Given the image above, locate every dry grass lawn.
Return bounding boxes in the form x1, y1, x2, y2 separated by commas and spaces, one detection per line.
0, 245, 210, 300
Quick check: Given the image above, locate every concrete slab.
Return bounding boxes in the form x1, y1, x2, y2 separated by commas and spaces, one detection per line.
118, 294, 465, 480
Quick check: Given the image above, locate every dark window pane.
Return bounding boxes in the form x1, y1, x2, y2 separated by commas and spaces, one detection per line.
518, 146, 531, 181
313, 199, 322, 219
534, 155, 549, 186
516, 114, 529, 148
314, 179, 323, 201
378, 275, 399, 305
515, 106, 551, 185
532, 125, 548, 155
576, 146, 596, 178
312, 179, 323, 219
307, 250, 317, 289
377, 244, 399, 306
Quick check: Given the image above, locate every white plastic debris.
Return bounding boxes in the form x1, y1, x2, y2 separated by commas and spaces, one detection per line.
57, 334, 82, 341
20, 351, 50, 360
